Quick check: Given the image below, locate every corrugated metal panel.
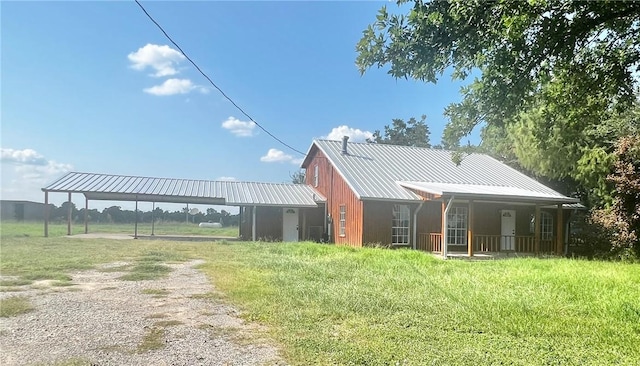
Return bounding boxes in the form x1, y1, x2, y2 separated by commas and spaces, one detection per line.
43, 172, 326, 207
311, 140, 578, 204
398, 182, 577, 203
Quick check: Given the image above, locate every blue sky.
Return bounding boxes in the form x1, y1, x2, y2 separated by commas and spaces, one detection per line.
1, 1, 472, 211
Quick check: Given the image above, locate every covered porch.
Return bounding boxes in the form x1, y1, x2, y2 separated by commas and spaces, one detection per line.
399, 181, 580, 258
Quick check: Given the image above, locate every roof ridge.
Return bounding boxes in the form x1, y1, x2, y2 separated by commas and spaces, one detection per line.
313, 139, 481, 154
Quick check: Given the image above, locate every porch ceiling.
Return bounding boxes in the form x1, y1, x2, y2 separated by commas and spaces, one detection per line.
397, 181, 579, 204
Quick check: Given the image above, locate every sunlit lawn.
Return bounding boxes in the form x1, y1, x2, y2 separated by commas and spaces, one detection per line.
1, 221, 639, 365
0, 220, 239, 238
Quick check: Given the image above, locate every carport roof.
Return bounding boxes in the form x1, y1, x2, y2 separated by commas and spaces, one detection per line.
42, 172, 326, 207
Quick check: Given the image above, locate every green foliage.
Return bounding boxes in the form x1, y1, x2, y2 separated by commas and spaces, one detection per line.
357, 0, 640, 129
591, 135, 640, 257
357, 0, 640, 208
289, 170, 306, 184
367, 115, 431, 147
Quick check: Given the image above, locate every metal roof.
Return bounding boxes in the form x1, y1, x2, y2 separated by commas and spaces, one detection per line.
303, 140, 579, 204
398, 182, 577, 203
43, 172, 325, 207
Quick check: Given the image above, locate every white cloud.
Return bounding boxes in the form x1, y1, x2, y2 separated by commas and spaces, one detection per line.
323, 125, 373, 143
1, 148, 73, 202
260, 148, 301, 165
217, 176, 237, 181
1, 148, 48, 165
128, 44, 185, 77
221, 117, 256, 137
143, 78, 206, 96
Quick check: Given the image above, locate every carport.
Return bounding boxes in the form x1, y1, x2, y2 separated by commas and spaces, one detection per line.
42, 172, 326, 240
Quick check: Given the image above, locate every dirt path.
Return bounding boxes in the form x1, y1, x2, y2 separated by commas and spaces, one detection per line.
0, 260, 284, 365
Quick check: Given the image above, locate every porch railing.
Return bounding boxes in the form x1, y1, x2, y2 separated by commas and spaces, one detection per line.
416, 233, 556, 254
417, 233, 442, 253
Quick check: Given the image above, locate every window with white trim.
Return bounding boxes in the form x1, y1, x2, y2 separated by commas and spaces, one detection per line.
529, 212, 553, 240
314, 165, 319, 187
339, 205, 346, 237
447, 207, 468, 245
392, 204, 410, 245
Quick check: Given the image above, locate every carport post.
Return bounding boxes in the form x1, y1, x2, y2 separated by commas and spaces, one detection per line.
84, 196, 89, 234
67, 192, 72, 236
44, 191, 49, 237
134, 198, 139, 239
151, 202, 155, 236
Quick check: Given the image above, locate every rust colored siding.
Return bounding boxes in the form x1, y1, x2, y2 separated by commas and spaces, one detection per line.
305, 149, 363, 247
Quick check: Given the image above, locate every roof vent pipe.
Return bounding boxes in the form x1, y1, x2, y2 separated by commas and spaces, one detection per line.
341, 136, 349, 155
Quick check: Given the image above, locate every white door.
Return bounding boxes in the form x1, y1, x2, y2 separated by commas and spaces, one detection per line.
501, 210, 516, 250
282, 208, 299, 242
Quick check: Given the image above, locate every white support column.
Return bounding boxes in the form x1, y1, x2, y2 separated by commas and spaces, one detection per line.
442, 196, 455, 259
412, 201, 424, 250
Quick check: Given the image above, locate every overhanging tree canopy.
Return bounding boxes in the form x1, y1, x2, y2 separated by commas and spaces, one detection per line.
357, 0, 640, 206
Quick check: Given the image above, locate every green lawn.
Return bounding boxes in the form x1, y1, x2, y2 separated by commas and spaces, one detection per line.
0, 220, 239, 238
1, 221, 639, 365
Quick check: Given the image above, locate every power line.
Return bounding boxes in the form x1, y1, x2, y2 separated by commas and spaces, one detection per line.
134, 0, 306, 156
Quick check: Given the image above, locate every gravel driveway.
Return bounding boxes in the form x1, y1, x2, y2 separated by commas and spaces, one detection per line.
0, 260, 284, 365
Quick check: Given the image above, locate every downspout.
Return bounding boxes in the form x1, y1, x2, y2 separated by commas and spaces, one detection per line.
412, 201, 424, 250
442, 195, 455, 259
252, 205, 257, 241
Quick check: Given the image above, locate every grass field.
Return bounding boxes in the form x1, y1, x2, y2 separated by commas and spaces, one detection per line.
0, 220, 239, 238
2, 221, 639, 365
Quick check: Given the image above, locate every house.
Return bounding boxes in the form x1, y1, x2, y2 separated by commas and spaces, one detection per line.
40, 138, 579, 257
300, 137, 580, 256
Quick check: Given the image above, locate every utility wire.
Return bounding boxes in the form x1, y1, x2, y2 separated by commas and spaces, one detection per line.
134, 0, 306, 156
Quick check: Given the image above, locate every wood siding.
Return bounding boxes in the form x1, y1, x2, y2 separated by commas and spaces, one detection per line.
362, 201, 396, 246
305, 149, 363, 246
239, 206, 283, 241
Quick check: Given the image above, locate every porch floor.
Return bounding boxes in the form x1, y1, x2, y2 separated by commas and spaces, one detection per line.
442, 251, 539, 260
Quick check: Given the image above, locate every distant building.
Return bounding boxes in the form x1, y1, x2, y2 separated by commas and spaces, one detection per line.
0, 200, 45, 221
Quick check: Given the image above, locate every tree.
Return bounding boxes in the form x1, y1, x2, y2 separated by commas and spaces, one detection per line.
357, 0, 640, 206
290, 170, 306, 184
367, 115, 431, 147
591, 135, 640, 258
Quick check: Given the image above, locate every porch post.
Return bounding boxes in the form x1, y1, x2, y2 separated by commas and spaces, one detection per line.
441, 200, 445, 254
556, 204, 564, 256
84, 196, 89, 234
67, 192, 72, 236
467, 200, 474, 257
44, 191, 49, 237
534, 204, 541, 254
442, 196, 455, 259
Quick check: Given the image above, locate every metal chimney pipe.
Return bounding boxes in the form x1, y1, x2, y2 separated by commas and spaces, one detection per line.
341, 136, 349, 155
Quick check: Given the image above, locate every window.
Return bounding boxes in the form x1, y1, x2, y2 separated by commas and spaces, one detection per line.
529, 212, 553, 240
339, 205, 346, 237
314, 165, 319, 187
392, 204, 410, 245
447, 207, 468, 245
